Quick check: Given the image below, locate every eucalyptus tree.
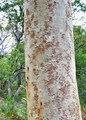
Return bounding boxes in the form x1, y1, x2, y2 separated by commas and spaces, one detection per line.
24, 0, 82, 119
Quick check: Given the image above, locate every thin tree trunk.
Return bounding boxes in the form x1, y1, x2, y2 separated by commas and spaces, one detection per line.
17, 71, 21, 87
14, 84, 25, 98
24, 0, 82, 119
8, 79, 11, 96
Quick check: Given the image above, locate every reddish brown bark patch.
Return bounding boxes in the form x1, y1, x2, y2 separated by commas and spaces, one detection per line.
32, 82, 39, 103
59, 82, 70, 95
46, 42, 53, 48
27, 76, 29, 80
49, 16, 53, 22
54, 1, 57, 6
36, 102, 43, 120
45, 79, 54, 86
30, 31, 35, 38
48, 3, 53, 8
48, 1, 57, 12
30, 40, 37, 48
26, 81, 28, 86
32, 82, 38, 91
61, 34, 65, 39
26, 9, 30, 16
47, 64, 57, 72
34, 20, 38, 26
34, 0, 37, 9
44, 21, 51, 30
36, 45, 45, 53
32, 53, 36, 59
26, 80, 30, 96
40, 63, 44, 67
44, 100, 51, 107
34, 93, 39, 101
27, 67, 29, 71
48, 87, 55, 96
33, 68, 39, 75
31, 14, 34, 21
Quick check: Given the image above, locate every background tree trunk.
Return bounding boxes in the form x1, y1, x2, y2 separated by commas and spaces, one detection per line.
24, 0, 82, 119
8, 79, 11, 96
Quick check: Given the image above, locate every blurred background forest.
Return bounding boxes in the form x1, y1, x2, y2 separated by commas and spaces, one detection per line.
0, 0, 86, 120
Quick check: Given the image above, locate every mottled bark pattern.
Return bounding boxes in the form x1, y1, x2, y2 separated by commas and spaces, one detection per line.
24, 0, 82, 120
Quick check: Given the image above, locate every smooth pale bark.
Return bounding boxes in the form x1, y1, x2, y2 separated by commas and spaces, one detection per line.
24, 0, 82, 120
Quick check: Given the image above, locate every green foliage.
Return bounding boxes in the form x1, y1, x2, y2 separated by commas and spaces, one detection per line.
0, 96, 27, 120
9, 43, 24, 72
0, 0, 24, 43
0, 97, 16, 113
15, 98, 27, 120
0, 0, 23, 11
0, 42, 25, 97
74, 26, 86, 104
72, 0, 86, 12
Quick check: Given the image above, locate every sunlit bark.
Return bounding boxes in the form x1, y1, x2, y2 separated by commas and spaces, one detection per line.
24, 0, 82, 119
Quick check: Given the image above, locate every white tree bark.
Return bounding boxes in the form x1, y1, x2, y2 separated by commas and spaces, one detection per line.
24, 0, 82, 120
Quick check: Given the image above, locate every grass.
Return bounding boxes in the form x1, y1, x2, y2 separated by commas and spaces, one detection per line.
0, 96, 27, 120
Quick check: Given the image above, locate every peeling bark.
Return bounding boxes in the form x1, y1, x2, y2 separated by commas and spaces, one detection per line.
24, 0, 82, 120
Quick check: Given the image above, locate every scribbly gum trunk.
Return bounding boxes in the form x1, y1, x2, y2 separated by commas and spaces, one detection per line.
24, 0, 82, 120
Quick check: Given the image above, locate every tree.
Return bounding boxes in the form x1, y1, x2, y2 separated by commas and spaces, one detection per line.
72, 0, 86, 12
0, 0, 24, 44
24, 0, 82, 119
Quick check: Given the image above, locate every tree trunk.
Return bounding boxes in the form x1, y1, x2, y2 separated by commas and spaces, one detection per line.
24, 0, 82, 120
8, 79, 11, 96
14, 84, 25, 98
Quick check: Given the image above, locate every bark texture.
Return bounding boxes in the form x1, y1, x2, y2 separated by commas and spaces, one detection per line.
24, 0, 82, 120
